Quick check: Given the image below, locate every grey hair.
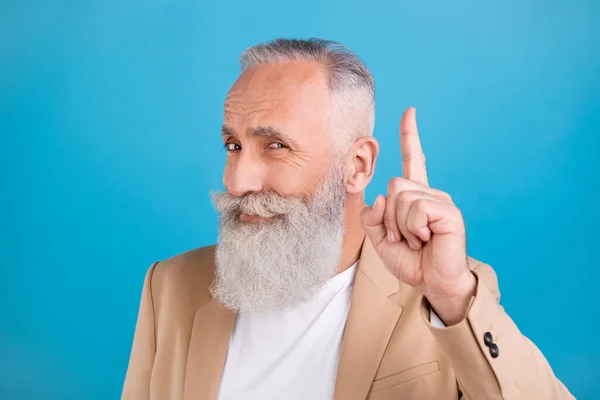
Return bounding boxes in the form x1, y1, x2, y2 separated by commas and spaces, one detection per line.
239, 38, 375, 149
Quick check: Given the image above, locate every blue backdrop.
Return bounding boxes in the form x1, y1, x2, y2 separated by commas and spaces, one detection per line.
1, 0, 599, 399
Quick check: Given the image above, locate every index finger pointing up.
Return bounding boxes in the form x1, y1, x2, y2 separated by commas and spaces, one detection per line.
400, 107, 429, 186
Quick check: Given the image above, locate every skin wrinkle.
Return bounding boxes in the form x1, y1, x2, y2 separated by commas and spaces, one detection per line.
212, 58, 378, 312
221, 125, 304, 152
222, 128, 315, 178
224, 99, 279, 115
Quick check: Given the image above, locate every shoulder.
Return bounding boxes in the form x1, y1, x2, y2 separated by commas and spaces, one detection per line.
149, 244, 217, 312
153, 245, 217, 286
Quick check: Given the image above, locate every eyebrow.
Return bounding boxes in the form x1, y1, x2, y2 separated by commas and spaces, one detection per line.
221, 125, 300, 148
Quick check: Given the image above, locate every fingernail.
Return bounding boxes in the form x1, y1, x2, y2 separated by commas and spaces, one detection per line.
387, 230, 395, 243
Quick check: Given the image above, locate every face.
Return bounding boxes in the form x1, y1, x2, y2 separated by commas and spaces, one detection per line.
211, 61, 349, 313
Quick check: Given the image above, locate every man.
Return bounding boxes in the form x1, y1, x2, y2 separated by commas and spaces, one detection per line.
122, 38, 574, 399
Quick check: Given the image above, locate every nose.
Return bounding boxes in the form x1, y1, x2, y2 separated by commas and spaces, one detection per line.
224, 151, 265, 197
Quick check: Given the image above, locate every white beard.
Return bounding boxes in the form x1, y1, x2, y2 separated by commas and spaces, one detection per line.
210, 164, 347, 313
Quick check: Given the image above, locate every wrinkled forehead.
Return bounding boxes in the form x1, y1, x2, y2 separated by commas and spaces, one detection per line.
224, 61, 332, 136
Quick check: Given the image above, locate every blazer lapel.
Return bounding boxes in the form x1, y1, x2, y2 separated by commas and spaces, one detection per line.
183, 297, 236, 400
334, 238, 403, 400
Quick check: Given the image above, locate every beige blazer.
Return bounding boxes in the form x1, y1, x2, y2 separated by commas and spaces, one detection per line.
122, 239, 574, 399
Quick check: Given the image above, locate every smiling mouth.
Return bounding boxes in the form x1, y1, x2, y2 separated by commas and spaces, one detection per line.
239, 213, 267, 223
238, 212, 285, 223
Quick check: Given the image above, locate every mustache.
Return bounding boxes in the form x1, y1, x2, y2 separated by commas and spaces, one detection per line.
211, 190, 308, 218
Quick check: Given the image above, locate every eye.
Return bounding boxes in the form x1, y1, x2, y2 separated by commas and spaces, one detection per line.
224, 142, 241, 152
267, 142, 288, 150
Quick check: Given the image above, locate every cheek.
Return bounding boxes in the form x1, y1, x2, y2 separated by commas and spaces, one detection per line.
268, 172, 303, 196
266, 165, 322, 198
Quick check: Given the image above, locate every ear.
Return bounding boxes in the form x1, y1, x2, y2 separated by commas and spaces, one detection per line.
345, 136, 379, 194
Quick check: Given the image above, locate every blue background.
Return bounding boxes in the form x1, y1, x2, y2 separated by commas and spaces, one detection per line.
1, 0, 598, 398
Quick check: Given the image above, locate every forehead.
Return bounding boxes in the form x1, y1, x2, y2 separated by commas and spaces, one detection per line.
224, 61, 332, 137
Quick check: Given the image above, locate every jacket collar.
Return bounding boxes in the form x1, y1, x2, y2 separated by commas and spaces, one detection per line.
183, 237, 403, 400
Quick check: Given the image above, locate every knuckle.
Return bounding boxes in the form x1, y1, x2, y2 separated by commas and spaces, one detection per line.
388, 177, 405, 192
430, 187, 451, 201
412, 198, 429, 213
440, 191, 453, 202
396, 190, 413, 204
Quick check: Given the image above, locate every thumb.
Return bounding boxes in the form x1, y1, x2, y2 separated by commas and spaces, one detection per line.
360, 195, 387, 245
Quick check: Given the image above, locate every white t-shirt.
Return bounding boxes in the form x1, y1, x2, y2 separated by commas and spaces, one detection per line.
217, 263, 445, 400
218, 263, 358, 400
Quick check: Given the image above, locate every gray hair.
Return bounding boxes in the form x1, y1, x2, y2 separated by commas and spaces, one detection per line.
240, 38, 375, 149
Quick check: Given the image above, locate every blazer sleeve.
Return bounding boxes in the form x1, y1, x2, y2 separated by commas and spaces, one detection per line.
122, 262, 159, 400
420, 262, 574, 400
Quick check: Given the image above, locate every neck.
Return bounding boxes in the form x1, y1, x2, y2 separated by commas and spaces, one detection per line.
335, 194, 367, 275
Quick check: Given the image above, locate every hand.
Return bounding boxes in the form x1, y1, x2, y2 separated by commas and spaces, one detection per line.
360, 108, 476, 325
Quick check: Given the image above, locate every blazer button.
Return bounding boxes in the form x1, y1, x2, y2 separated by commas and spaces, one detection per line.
489, 343, 499, 358
483, 332, 493, 346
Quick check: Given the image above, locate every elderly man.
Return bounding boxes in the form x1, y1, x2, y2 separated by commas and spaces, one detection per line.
122, 38, 573, 400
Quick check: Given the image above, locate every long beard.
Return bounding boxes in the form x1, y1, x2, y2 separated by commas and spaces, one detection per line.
210, 164, 347, 313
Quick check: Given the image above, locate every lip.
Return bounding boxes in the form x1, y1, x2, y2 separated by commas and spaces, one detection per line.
239, 213, 265, 223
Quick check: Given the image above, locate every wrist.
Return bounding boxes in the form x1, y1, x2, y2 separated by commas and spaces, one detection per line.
426, 271, 476, 326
